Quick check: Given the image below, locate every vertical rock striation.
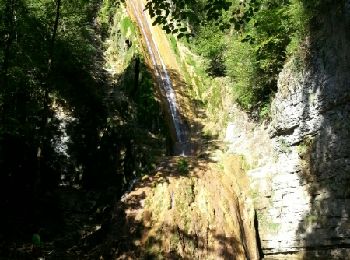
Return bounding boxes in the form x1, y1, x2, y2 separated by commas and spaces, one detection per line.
227, 2, 350, 258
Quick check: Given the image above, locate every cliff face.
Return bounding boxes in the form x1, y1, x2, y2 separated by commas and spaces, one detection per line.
102, 2, 260, 259
226, 2, 350, 258
110, 156, 259, 259
102, 1, 350, 258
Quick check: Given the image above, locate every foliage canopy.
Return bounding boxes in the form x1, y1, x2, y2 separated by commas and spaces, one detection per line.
146, 0, 314, 116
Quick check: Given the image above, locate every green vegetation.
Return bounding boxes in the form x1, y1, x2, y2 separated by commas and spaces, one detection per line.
297, 136, 314, 158
278, 138, 292, 154
168, 35, 180, 56
147, 0, 318, 119
177, 158, 189, 175
32, 233, 42, 247
255, 196, 280, 234
0, 0, 335, 257
304, 213, 318, 226
191, 0, 311, 115
0, 0, 167, 255
170, 41, 231, 135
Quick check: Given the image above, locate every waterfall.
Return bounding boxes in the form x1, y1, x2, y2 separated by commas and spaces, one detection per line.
128, 0, 187, 154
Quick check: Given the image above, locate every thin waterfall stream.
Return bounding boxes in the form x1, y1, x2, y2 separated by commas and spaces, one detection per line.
128, 0, 188, 155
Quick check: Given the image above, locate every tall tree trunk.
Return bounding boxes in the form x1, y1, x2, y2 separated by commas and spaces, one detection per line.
132, 56, 140, 96
1, 0, 15, 125
36, 0, 62, 192
47, 0, 61, 73
2, 0, 15, 84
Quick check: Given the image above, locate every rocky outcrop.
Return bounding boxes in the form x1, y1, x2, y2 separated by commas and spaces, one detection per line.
107, 157, 260, 259
226, 2, 350, 258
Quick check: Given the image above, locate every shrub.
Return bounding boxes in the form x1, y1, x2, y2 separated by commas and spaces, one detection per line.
177, 158, 189, 175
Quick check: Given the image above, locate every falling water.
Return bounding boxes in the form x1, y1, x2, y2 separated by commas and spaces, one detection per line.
128, 0, 187, 154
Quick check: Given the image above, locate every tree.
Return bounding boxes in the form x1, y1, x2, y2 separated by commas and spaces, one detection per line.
1, 0, 16, 81
146, 0, 308, 115
145, 0, 232, 36
36, 0, 62, 194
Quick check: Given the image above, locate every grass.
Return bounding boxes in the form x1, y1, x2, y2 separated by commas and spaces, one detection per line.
177, 158, 189, 175
279, 138, 292, 154
168, 35, 179, 56
120, 16, 133, 35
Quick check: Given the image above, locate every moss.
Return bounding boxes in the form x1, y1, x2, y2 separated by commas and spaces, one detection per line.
278, 138, 292, 154
249, 189, 260, 201
120, 16, 133, 35
238, 154, 252, 171
168, 35, 179, 56
217, 161, 225, 171
169, 232, 181, 251
145, 235, 163, 259
168, 40, 230, 134
297, 143, 308, 156
267, 222, 281, 233
297, 136, 314, 158
147, 183, 171, 220
104, 6, 141, 75
257, 211, 281, 234
305, 214, 318, 225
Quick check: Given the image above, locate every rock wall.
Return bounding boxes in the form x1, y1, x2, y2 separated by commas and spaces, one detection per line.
226, 2, 350, 258
109, 157, 259, 259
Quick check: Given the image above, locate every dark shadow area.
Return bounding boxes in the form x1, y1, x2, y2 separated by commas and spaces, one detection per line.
296, 1, 350, 258
0, 1, 169, 257
0, 0, 257, 258
254, 210, 264, 258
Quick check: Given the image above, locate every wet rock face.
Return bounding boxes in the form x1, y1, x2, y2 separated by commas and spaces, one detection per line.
259, 2, 350, 258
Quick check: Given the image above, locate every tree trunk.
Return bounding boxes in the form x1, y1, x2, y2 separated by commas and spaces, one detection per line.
36, 0, 62, 192
47, 0, 61, 73
2, 0, 15, 83
133, 56, 140, 96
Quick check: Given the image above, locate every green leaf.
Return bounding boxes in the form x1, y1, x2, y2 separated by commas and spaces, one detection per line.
177, 33, 184, 39
32, 234, 41, 246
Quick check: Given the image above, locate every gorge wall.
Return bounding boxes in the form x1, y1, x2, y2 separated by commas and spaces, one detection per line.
104, 1, 350, 259
226, 2, 350, 259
